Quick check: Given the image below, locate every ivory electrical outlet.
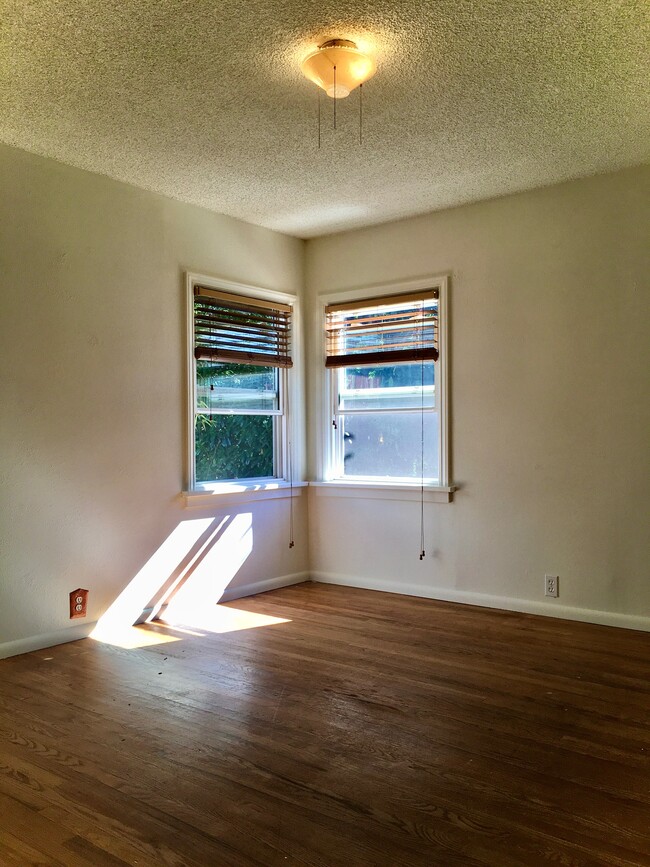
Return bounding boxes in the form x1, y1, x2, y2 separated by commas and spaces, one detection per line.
544, 575, 559, 598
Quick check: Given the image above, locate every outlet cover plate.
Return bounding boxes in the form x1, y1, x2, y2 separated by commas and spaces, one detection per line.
544, 575, 559, 598
70, 588, 89, 618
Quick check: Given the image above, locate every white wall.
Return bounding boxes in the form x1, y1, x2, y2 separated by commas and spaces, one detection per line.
0, 143, 308, 656
305, 167, 650, 629
2, 146, 648, 657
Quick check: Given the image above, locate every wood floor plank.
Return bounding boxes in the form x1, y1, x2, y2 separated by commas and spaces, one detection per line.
1, 584, 649, 865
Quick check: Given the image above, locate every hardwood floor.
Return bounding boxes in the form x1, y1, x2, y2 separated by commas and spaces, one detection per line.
0, 583, 649, 866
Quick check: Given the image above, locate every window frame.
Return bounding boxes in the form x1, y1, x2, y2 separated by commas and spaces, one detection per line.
185, 273, 299, 494
319, 275, 450, 490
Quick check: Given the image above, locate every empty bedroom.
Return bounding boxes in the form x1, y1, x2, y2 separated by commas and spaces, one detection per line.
0, 1, 649, 864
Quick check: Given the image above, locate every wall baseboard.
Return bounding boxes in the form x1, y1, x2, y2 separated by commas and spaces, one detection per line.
0, 621, 98, 660
142, 571, 310, 622
5, 570, 643, 660
219, 571, 309, 603
1, 573, 310, 661
310, 572, 650, 633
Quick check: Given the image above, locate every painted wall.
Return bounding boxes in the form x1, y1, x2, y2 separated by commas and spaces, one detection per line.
305, 166, 650, 629
1, 145, 648, 657
0, 143, 308, 655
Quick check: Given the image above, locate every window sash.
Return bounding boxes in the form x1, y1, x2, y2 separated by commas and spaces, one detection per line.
193, 413, 282, 484
193, 368, 287, 482
331, 402, 441, 482
329, 358, 440, 482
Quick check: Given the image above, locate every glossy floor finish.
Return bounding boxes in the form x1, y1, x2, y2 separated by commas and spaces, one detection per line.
0, 584, 649, 866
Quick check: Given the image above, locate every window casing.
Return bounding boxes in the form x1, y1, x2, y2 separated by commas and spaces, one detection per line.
188, 280, 293, 489
323, 283, 448, 487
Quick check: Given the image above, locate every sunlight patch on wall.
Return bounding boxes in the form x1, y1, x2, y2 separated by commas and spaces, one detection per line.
162, 512, 254, 625
89, 512, 288, 647
91, 517, 217, 648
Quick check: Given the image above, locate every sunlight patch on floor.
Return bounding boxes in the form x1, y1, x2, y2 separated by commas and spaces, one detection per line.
159, 604, 291, 635
90, 624, 181, 649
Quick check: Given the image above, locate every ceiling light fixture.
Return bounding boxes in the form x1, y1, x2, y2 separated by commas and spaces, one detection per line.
301, 39, 376, 146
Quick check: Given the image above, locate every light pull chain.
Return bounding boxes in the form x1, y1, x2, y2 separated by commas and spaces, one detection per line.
315, 76, 367, 146
359, 83, 363, 145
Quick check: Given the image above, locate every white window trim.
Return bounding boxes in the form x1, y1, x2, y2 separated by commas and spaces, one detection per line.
316, 274, 451, 494
184, 272, 302, 498
183, 480, 308, 509
309, 481, 454, 504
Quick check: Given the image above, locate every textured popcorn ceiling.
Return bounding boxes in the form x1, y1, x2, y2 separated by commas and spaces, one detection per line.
1, 1, 648, 237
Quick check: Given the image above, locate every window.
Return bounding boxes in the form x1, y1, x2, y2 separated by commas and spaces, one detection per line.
324, 285, 447, 486
189, 283, 293, 487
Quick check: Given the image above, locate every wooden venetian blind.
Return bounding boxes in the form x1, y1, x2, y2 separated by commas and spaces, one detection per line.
325, 289, 439, 368
194, 286, 292, 368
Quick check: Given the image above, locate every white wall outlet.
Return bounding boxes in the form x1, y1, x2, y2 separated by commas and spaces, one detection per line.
545, 575, 559, 598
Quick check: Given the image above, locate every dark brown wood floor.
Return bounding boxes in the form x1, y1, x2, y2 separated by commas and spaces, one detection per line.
1, 583, 649, 866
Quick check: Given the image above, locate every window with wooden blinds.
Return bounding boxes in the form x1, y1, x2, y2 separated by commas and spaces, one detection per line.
325, 290, 439, 368
194, 286, 292, 368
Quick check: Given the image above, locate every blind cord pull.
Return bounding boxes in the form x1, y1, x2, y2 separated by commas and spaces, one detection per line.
289, 452, 295, 549
287, 382, 295, 549
289, 436, 295, 549
420, 305, 426, 560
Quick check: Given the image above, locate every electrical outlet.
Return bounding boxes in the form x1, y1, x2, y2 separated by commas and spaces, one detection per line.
70, 588, 88, 619
544, 575, 559, 598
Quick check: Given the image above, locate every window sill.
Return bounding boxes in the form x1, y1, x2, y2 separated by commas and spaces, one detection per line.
183, 480, 307, 509
309, 481, 456, 504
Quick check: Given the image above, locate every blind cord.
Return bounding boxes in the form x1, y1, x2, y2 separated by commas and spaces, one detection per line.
420, 303, 426, 561
286, 376, 295, 549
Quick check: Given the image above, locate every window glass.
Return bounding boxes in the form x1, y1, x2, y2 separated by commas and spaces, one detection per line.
195, 414, 274, 482
339, 410, 438, 480
196, 361, 279, 412
332, 360, 439, 482
338, 363, 434, 411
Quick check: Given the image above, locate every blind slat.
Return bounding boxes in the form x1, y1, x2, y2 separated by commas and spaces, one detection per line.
195, 347, 293, 367
326, 288, 439, 314
325, 291, 439, 366
195, 285, 292, 314
325, 347, 438, 369
194, 287, 293, 368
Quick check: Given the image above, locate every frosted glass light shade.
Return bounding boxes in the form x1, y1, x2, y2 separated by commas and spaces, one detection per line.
301, 39, 376, 99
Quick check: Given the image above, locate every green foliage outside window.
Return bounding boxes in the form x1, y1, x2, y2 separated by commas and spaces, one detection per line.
195, 414, 274, 481
194, 361, 276, 482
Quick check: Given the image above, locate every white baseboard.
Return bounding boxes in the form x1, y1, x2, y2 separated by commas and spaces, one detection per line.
0, 621, 98, 660
0, 574, 310, 661
218, 571, 309, 603
310, 572, 650, 633
146, 571, 311, 621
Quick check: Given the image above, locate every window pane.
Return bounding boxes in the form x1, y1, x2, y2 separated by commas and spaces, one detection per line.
196, 361, 278, 412
195, 414, 274, 482
339, 411, 439, 480
338, 363, 434, 411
